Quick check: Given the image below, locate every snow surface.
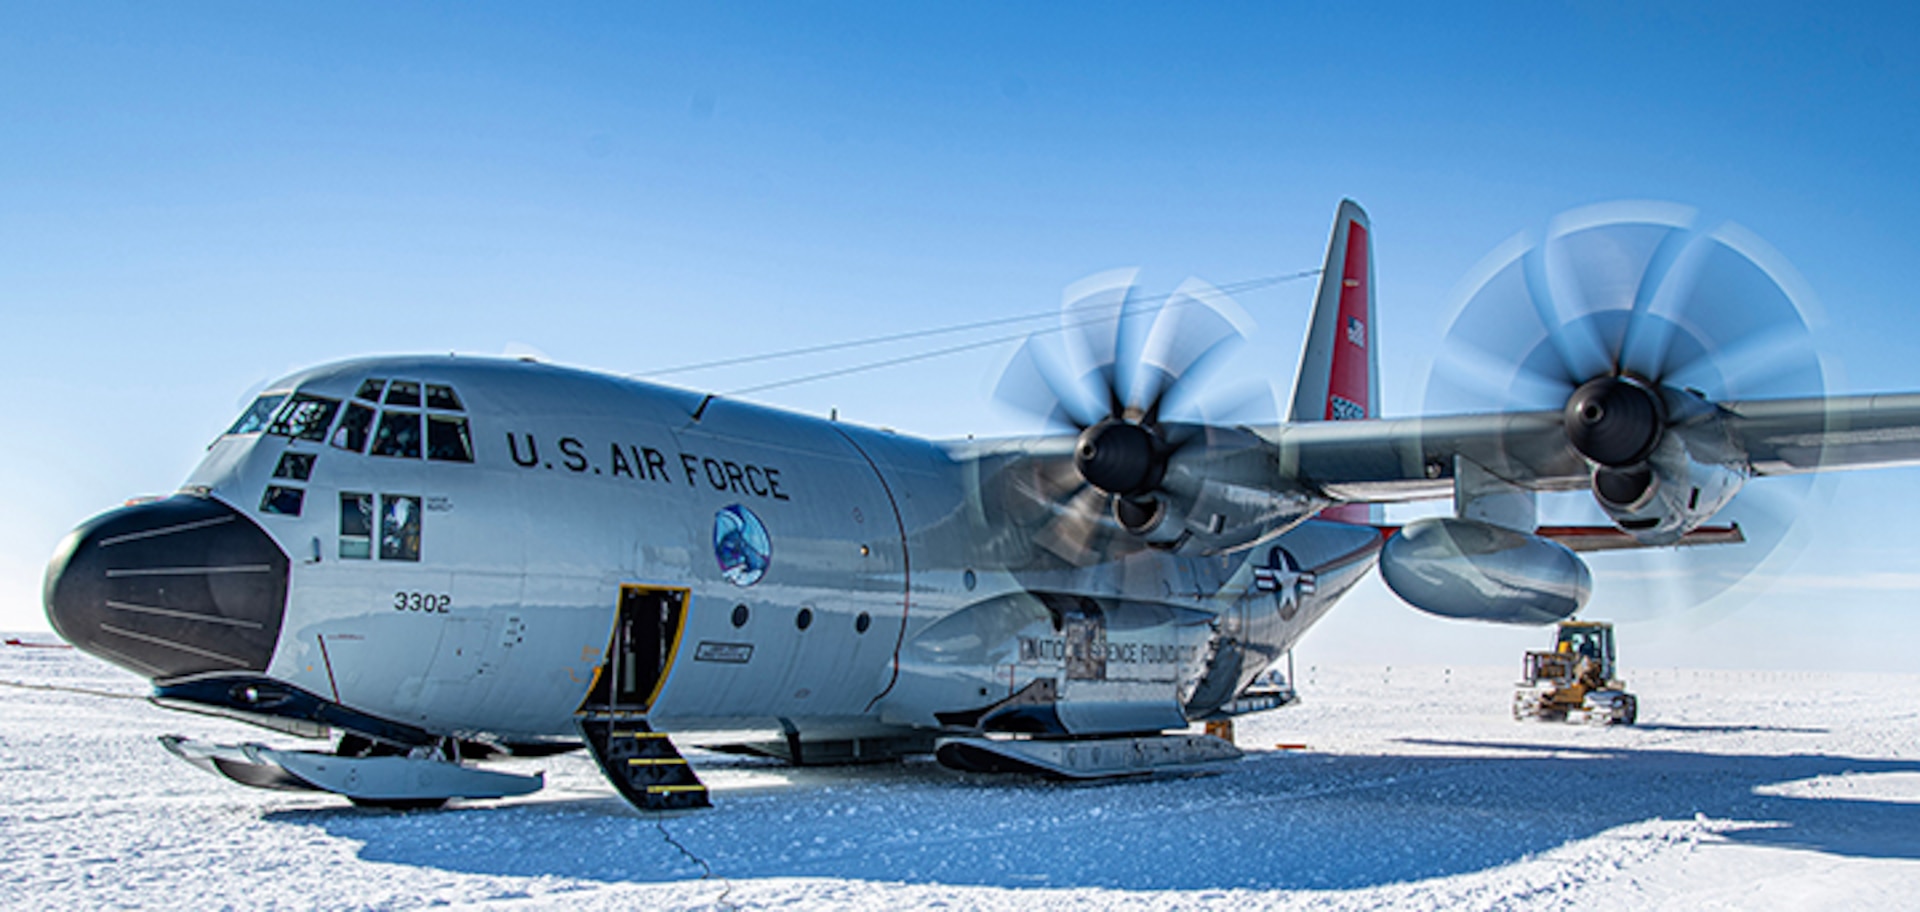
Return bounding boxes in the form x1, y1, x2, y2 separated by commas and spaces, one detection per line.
4, 640, 1918, 910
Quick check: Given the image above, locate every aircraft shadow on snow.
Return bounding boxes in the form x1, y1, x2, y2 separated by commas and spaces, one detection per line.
266, 743, 1920, 891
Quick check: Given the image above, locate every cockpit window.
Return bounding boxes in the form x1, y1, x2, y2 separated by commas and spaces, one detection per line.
426, 384, 464, 411
227, 394, 287, 436
339, 492, 373, 559
426, 415, 473, 463
331, 402, 375, 453
260, 485, 305, 516
380, 494, 422, 561
370, 410, 422, 458
384, 380, 422, 407
266, 394, 342, 442
273, 452, 315, 481
355, 379, 386, 402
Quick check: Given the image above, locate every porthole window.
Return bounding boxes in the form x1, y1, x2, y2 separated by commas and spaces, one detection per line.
963, 569, 977, 591
731, 604, 750, 628
855, 612, 871, 634
796, 608, 813, 631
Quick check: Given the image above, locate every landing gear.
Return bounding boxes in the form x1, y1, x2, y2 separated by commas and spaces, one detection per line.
934, 732, 1242, 778
158, 733, 544, 807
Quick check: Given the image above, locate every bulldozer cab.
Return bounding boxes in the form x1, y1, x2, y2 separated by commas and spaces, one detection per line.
1555, 621, 1615, 680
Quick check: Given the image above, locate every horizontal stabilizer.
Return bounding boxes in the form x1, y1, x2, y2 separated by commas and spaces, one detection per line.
1534, 523, 1744, 553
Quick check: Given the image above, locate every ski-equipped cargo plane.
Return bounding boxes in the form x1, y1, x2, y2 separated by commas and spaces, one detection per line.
43, 200, 1920, 811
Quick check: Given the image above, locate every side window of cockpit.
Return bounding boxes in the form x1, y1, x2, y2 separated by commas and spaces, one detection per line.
267, 394, 342, 442
339, 492, 373, 559
380, 494, 421, 561
273, 452, 315, 481
227, 394, 287, 436
260, 485, 304, 516
331, 403, 375, 453
427, 415, 473, 462
370, 411, 422, 458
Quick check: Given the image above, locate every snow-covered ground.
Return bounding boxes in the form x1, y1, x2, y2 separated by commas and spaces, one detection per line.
3, 639, 1917, 910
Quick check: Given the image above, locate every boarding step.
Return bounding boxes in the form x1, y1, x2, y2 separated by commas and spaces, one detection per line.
576, 716, 711, 812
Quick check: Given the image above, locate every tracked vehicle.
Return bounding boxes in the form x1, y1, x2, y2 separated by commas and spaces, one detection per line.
1513, 620, 1636, 725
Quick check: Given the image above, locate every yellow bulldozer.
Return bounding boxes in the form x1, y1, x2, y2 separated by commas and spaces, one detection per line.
1513, 620, 1637, 725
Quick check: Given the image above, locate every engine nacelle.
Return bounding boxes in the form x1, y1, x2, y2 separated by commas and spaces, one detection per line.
1590, 427, 1747, 546
1379, 517, 1590, 625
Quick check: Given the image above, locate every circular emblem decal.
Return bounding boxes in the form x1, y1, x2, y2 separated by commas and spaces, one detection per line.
1253, 546, 1317, 621
713, 504, 771, 587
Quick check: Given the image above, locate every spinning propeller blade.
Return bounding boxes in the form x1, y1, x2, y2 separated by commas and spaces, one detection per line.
1426, 201, 1829, 623
990, 272, 1270, 565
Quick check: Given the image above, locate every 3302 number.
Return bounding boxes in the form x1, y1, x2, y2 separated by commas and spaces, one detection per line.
394, 591, 451, 613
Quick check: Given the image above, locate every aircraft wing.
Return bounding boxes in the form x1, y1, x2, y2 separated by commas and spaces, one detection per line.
1262, 392, 1920, 505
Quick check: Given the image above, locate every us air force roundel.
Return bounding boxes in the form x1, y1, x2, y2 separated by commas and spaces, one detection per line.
1252, 546, 1317, 621
714, 504, 771, 587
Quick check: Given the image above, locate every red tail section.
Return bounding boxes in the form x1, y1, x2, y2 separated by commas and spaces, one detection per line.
1324, 220, 1372, 421
1290, 200, 1379, 523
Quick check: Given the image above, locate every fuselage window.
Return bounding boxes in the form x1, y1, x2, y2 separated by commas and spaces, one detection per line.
426, 415, 473, 463
339, 492, 372, 559
426, 384, 463, 411
266, 393, 342, 442
355, 379, 386, 402
380, 494, 421, 561
227, 394, 288, 436
273, 452, 315, 481
370, 411, 423, 458
260, 485, 305, 516
332, 403, 375, 453
384, 380, 422, 408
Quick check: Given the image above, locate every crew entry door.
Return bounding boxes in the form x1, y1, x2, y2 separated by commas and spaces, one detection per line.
582, 585, 690, 714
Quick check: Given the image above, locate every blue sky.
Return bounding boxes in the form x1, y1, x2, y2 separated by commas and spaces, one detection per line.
4, 3, 1918, 668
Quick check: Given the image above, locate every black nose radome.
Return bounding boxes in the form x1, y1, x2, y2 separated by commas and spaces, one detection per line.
44, 496, 289, 681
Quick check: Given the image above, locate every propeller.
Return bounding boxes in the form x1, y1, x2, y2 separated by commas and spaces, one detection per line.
989, 271, 1275, 565
1425, 201, 1830, 627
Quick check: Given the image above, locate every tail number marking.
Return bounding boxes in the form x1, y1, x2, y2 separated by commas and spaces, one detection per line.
394, 591, 452, 614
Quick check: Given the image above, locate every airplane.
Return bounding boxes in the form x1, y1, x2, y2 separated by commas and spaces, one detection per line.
41, 200, 1920, 812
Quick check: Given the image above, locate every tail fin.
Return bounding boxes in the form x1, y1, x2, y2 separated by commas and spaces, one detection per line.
1290, 200, 1379, 524
1288, 199, 1378, 424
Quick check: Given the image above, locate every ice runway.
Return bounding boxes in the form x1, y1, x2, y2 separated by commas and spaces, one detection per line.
3, 640, 1917, 909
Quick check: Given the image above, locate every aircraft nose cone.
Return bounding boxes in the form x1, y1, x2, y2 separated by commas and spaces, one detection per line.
44, 496, 290, 681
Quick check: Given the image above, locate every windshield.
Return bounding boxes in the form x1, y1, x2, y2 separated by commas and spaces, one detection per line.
226, 394, 288, 436
266, 393, 343, 442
